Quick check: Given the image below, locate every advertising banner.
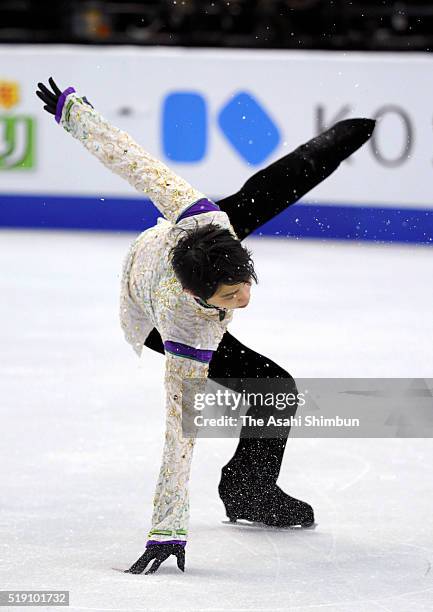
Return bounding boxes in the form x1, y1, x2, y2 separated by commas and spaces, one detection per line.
1, 46, 432, 242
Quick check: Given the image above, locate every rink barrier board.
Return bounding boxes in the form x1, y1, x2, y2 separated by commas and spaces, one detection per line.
0, 193, 432, 245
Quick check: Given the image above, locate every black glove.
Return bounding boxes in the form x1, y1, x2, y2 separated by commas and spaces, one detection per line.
124, 543, 185, 575
35, 77, 93, 117
35, 77, 62, 115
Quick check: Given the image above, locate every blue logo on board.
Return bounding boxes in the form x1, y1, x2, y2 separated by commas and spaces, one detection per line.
162, 91, 281, 165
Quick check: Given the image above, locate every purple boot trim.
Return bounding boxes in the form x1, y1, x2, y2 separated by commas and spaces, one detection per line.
55, 87, 76, 124
146, 539, 187, 547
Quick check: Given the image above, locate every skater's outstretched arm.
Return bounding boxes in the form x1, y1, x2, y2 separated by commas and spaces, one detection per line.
147, 351, 207, 541
125, 322, 217, 574
35, 78, 209, 224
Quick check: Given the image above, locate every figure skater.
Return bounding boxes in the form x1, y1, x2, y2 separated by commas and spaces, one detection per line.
36, 77, 375, 574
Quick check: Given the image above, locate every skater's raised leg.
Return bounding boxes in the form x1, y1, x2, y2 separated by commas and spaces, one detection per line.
216, 118, 376, 240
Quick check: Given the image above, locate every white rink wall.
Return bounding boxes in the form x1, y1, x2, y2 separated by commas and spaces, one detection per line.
1, 46, 433, 243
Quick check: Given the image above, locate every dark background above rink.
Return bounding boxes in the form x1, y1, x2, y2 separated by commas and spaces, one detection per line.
1, 0, 433, 52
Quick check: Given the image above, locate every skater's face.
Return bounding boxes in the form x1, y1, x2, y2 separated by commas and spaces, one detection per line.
206, 279, 252, 309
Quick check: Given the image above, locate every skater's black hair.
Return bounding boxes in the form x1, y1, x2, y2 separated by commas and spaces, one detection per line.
169, 220, 258, 301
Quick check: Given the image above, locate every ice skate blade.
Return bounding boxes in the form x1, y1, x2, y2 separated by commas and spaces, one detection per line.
222, 519, 318, 530
113, 567, 146, 574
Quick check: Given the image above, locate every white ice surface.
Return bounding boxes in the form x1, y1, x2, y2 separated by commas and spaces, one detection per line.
1, 229, 433, 612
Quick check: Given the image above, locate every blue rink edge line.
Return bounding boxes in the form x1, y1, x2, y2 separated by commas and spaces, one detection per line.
0, 193, 432, 245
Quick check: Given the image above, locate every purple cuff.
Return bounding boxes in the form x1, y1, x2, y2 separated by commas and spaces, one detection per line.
146, 540, 187, 547
176, 198, 220, 223
55, 87, 76, 124
164, 340, 214, 364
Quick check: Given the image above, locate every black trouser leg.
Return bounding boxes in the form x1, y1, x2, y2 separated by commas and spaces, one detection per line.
207, 331, 297, 488
206, 333, 314, 526
216, 118, 375, 240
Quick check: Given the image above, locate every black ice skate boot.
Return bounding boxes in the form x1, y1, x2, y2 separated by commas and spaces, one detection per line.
218, 437, 315, 528
252, 118, 376, 203
293, 117, 376, 190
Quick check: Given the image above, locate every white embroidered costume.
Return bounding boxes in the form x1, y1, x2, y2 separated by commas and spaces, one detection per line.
58, 91, 238, 546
